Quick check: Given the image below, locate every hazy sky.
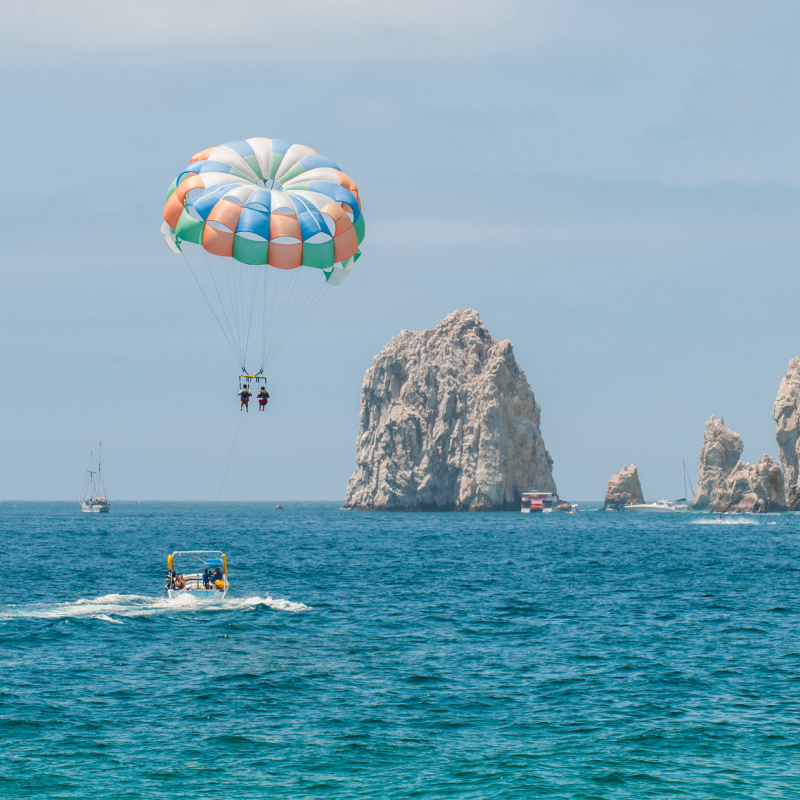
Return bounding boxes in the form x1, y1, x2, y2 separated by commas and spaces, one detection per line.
2, 1, 798, 501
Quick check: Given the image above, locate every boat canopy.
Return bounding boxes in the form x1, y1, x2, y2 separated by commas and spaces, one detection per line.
167, 551, 227, 572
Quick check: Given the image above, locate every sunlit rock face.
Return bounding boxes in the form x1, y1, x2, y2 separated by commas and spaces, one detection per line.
773, 357, 800, 509
712, 456, 786, 513
604, 465, 644, 508
344, 309, 555, 511
690, 416, 743, 510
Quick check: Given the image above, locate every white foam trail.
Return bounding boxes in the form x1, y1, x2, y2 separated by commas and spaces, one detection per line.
692, 517, 761, 526
93, 614, 124, 625
0, 593, 309, 622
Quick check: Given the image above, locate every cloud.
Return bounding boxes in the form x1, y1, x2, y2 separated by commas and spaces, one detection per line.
5, 0, 783, 64
644, 63, 800, 147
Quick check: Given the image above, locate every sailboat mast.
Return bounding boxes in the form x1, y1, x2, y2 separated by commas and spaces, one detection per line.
682, 459, 695, 499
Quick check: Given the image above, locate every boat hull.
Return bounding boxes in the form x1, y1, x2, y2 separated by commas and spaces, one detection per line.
167, 588, 227, 600
81, 503, 110, 513
623, 504, 676, 513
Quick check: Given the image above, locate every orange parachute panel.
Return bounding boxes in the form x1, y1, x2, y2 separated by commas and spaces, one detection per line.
207, 199, 245, 233
163, 174, 203, 229
267, 242, 303, 270
190, 147, 215, 163
269, 213, 302, 241
202, 225, 234, 257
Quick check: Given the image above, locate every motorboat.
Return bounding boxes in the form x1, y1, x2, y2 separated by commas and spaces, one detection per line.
80, 444, 110, 513
521, 491, 558, 513
622, 500, 677, 513
166, 551, 228, 599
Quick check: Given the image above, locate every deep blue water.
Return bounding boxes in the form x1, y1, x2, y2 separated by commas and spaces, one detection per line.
2, 502, 800, 799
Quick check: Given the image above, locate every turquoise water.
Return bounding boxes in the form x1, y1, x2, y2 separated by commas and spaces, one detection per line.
2, 502, 799, 798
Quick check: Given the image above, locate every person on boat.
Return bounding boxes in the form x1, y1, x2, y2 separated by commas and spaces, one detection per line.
174, 574, 187, 590
238, 384, 252, 411
257, 386, 270, 410
211, 566, 224, 590
203, 568, 211, 589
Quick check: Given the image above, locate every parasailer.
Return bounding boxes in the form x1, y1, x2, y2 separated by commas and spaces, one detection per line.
161, 137, 365, 401
238, 384, 252, 411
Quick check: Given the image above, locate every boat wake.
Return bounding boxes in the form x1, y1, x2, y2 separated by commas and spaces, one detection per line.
0, 593, 309, 623
692, 517, 773, 526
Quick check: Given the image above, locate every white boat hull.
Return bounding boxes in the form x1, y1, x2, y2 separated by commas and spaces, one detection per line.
81, 502, 110, 513
167, 588, 227, 600
623, 502, 676, 513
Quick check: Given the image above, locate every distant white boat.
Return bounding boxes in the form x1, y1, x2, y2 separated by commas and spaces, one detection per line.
623, 499, 677, 513
80, 444, 110, 513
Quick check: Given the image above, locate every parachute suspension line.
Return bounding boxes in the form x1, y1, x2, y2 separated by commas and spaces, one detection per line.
263, 262, 280, 367
261, 268, 326, 368
263, 275, 328, 368
241, 261, 261, 373
269, 267, 301, 357
260, 262, 271, 370
264, 267, 302, 366
221, 256, 243, 363
199, 248, 245, 370
181, 249, 242, 369
218, 410, 243, 502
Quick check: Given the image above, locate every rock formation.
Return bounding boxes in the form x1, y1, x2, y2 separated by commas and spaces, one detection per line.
773, 357, 800, 509
344, 309, 555, 511
604, 465, 644, 508
690, 416, 743, 509
711, 456, 786, 513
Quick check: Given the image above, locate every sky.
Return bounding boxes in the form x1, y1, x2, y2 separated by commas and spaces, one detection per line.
1, 0, 798, 501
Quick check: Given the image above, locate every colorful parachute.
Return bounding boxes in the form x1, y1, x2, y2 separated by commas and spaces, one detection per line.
161, 138, 365, 374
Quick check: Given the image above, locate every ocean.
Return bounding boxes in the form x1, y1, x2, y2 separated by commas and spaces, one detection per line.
1, 502, 799, 798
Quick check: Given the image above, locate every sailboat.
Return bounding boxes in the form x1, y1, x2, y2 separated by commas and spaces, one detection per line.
80, 444, 110, 513
673, 459, 695, 510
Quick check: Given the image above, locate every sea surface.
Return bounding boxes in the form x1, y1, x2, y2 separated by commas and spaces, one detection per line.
1, 502, 799, 799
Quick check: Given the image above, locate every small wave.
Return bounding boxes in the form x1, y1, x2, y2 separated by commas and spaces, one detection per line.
234, 595, 309, 613
0, 593, 309, 622
692, 517, 761, 526
93, 614, 124, 625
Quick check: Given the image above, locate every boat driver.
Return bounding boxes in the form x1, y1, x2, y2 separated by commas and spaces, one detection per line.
211, 566, 224, 590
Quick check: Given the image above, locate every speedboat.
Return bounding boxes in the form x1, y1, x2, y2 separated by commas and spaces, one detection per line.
166, 551, 228, 599
622, 500, 677, 513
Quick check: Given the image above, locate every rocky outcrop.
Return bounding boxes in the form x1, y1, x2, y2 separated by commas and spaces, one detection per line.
604, 465, 644, 508
344, 309, 555, 511
712, 456, 786, 513
773, 357, 800, 509
690, 416, 743, 509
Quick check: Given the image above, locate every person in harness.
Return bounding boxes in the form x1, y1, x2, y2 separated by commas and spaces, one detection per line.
238, 384, 252, 412
257, 385, 270, 410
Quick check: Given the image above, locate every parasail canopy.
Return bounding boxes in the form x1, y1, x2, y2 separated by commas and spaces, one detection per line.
161, 138, 365, 373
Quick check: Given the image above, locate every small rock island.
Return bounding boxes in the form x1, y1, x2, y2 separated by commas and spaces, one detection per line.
690, 415, 785, 513
344, 309, 556, 511
604, 465, 644, 509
